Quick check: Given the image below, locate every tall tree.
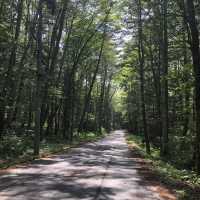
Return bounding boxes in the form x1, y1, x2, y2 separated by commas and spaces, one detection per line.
137, 0, 150, 154
185, 0, 200, 174
160, 0, 169, 156
34, 0, 44, 155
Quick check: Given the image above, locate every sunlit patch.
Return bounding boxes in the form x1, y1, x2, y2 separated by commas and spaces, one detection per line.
149, 185, 177, 200
0, 131, 178, 200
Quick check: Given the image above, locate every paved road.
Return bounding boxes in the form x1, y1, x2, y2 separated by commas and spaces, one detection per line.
0, 130, 175, 200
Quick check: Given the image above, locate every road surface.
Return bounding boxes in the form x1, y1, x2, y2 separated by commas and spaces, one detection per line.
0, 130, 176, 200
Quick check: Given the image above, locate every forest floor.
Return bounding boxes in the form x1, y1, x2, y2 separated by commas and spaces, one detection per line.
0, 130, 177, 200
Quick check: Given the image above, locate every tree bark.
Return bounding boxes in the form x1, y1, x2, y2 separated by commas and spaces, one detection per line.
137, 0, 150, 154
160, 0, 169, 156
185, 0, 200, 174
34, 0, 44, 156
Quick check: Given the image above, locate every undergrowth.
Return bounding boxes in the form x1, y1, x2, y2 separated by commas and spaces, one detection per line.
0, 132, 105, 169
126, 134, 200, 200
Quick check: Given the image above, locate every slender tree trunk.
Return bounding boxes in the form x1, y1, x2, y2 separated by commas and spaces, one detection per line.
40, 1, 68, 137
34, 0, 43, 155
63, 70, 71, 139
28, 86, 33, 129
78, 28, 106, 133
182, 16, 190, 136
137, 0, 150, 154
185, 0, 200, 174
98, 64, 107, 134
0, 0, 24, 136
160, 0, 169, 156
149, 36, 162, 142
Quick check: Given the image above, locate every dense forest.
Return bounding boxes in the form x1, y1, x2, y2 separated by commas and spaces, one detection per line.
0, 0, 200, 190
118, 0, 200, 175
0, 0, 119, 157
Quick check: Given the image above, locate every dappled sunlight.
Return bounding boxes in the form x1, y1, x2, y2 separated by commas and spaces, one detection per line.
0, 131, 176, 200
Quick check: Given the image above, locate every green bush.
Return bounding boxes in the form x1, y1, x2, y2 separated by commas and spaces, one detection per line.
0, 135, 33, 159
168, 135, 194, 169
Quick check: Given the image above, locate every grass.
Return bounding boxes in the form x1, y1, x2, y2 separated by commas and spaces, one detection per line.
0, 131, 105, 169
126, 134, 200, 200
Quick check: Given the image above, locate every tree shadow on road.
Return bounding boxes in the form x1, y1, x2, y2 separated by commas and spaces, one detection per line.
0, 134, 181, 200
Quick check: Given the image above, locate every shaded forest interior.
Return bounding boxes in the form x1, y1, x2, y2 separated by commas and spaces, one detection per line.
1, 0, 200, 182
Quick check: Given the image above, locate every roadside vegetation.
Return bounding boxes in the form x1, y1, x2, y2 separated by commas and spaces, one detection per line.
0, 131, 105, 169
126, 134, 200, 200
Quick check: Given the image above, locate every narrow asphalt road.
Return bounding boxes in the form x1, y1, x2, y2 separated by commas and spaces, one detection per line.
0, 130, 175, 200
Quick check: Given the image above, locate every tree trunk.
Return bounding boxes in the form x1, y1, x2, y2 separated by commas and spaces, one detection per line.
98, 64, 107, 134
160, 0, 169, 156
137, 0, 150, 154
78, 24, 107, 133
34, 0, 44, 156
0, 0, 24, 136
185, 0, 200, 174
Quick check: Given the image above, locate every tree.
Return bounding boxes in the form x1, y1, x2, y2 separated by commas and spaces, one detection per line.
137, 0, 150, 154
34, 0, 44, 155
160, 0, 169, 156
185, 0, 200, 174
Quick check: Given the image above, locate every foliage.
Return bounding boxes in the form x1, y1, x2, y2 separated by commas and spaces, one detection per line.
0, 131, 105, 169
126, 133, 200, 200
0, 0, 119, 158
0, 135, 33, 159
